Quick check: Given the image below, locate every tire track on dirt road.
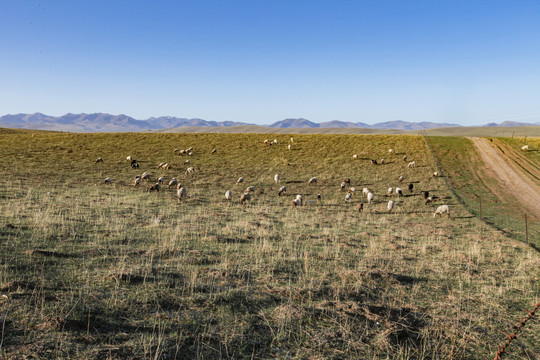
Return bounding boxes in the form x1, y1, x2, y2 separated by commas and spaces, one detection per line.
470, 137, 540, 220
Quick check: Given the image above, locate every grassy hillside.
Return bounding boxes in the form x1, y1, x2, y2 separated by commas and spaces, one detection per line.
0, 132, 538, 359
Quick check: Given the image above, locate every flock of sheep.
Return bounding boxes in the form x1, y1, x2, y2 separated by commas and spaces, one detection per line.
96, 139, 451, 218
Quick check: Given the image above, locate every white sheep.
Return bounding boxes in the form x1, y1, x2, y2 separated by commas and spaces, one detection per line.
147, 178, 162, 192
225, 190, 232, 201
380, 158, 386, 165
403, 155, 408, 162
367, 192, 374, 204
345, 192, 352, 202
433, 171, 439, 177
236, 177, 244, 185
104, 177, 111, 184
389, 148, 395, 155
521, 145, 529, 151
185, 167, 195, 175
273, 139, 278, 144
278, 186, 287, 196
408, 161, 416, 168
296, 194, 303, 206
292, 198, 301, 208
240, 192, 251, 204
290, 137, 294, 142
95, 157, 103, 164
184, 160, 190, 165
398, 175, 404, 182
141, 172, 150, 181
126, 156, 133, 161
348, 187, 356, 193
177, 184, 187, 201
133, 176, 142, 187
363, 187, 370, 196
288, 144, 291, 151
245, 186, 255, 193
425, 196, 433, 204
396, 187, 403, 196
388, 187, 394, 196
211, 149, 217, 154
274, 174, 280, 184
340, 182, 347, 190
387, 200, 395, 212
352, 154, 358, 160
264, 139, 269, 144
168, 178, 178, 188
308, 177, 318, 185
434, 205, 450, 217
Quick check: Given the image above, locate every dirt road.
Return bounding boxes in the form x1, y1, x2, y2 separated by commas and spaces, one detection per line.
470, 137, 540, 219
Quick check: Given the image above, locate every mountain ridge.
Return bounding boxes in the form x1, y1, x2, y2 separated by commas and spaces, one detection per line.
1, 113, 539, 132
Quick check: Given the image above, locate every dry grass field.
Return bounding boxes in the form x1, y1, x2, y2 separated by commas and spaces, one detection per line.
0, 130, 538, 359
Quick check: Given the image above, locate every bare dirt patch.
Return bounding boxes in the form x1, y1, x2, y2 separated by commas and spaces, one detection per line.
470, 137, 540, 220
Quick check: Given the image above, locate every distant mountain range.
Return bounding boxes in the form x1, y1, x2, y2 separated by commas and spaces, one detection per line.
0, 113, 539, 132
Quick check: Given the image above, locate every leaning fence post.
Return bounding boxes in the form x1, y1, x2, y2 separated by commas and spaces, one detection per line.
525, 214, 529, 244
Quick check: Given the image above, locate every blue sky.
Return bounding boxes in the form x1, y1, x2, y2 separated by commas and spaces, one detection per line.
1, 1, 539, 125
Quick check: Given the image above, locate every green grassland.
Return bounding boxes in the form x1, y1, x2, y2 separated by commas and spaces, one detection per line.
0, 130, 538, 359
428, 136, 540, 248
156, 125, 540, 138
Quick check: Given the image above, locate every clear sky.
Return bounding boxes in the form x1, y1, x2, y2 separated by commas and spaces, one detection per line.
1, 1, 539, 125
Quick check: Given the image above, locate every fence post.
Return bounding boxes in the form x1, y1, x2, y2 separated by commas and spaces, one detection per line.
525, 214, 529, 244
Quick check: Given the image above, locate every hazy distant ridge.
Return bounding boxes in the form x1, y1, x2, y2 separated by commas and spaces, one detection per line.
0, 113, 538, 132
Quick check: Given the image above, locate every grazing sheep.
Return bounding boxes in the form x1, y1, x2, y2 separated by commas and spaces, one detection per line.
521, 145, 529, 151
240, 192, 251, 204
367, 192, 374, 204
178, 149, 186, 156
371, 159, 378, 165
290, 137, 294, 142
141, 172, 151, 181
380, 158, 386, 165
131, 160, 139, 169
433, 205, 450, 217
348, 187, 356, 193
433, 171, 439, 177
317, 194, 322, 201
387, 200, 395, 212
188, 152, 193, 156
308, 177, 318, 185
245, 186, 255, 193
185, 167, 195, 175
168, 178, 178, 188
133, 176, 142, 187
396, 187, 403, 196
177, 184, 187, 201
389, 148, 395, 155
174, 148, 179, 153
273, 139, 278, 144
278, 186, 287, 196
423, 191, 430, 199
292, 198, 301, 208
236, 177, 244, 185
408, 161, 416, 168
274, 174, 280, 184
158, 177, 165, 183
403, 155, 408, 162
157, 162, 166, 169
352, 154, 358, 160
157, 162, 171, 169
408, 183, 414, 192
127, 156, 133, 161
104, 177, 111, 184
225, 190, 232, 201
388, 187, 394, 196
296, 194, 303, 206
345, 192, 352, 202
264, 139, 269, 144
343, 178, 351, 185
425, 196, 433, 204
288, 144, 291, 151
95, 157, 103, 164
147, 179, 162, 192
341, 182, 347, 190
184, 160, 190, 165
357, 202, 363, 212
363, 187, 370, 196
187, 147, 194, 152
398, 175, 404, 182
212, 149, 217, 154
